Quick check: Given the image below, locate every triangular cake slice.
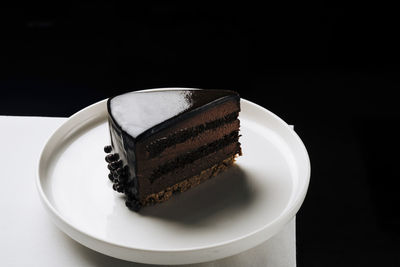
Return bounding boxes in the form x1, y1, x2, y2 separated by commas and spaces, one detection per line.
104, 89, 242, 211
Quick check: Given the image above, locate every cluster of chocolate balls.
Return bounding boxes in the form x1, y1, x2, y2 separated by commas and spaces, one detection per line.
104, 145, 142, 211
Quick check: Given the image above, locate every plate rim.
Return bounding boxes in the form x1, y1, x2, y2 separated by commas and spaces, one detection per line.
36, 87, 311, 263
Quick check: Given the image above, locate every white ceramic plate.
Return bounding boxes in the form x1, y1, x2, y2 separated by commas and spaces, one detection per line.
37, 88, 310, 265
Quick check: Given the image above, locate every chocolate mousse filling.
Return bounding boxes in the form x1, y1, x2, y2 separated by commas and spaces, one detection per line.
146, 112, 239, 158
149, 130, 240, 183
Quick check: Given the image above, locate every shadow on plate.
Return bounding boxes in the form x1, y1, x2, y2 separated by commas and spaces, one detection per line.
139, 165, 256, 227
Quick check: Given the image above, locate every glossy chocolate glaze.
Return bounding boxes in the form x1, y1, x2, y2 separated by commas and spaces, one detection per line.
106, 89, 240, 209
108, 89, 239, 141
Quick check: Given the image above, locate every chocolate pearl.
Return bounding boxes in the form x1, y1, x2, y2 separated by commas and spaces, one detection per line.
112, 153, 120, 161
108, 173, 114, 181
125, 186, 137, 198
112, 184, 118, 191
133, 202, 142, 211
107, 164, 114, 171
115, 160, 123, 168
125, 199, 142, 212
125, 200, 133, 208
116, 167, 124, 176
110, 162, 118, 169
105, 154, 114, 163
118, 176, 127, 184
110, 160, 122, 170
104, 145, 112, 153
116, 185, 124, 193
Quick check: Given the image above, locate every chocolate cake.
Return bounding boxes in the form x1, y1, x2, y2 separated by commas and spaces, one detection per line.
104, 89, 241, 211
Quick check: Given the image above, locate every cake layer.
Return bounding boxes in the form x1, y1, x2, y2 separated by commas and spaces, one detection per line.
146, 111, 239, 158
151, 131, 239, 182
140, 155, 237, 206
135, 99, 240, 161
137, 119, 240, 172
139, 130, 240, 181
137, 140, 241, 199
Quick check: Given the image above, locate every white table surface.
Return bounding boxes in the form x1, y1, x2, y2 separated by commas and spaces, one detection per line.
0, 116, 296, 267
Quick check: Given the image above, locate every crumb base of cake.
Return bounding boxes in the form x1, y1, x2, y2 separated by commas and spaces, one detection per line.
140, 154, 238, 206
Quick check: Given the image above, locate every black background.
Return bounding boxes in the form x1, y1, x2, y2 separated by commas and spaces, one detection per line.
1, 4, 400, 266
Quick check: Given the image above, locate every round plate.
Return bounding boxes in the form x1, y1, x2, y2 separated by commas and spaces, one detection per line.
36, 88, 310, 265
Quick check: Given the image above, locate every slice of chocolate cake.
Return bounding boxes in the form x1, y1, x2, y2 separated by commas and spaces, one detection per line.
104, 89, 241, 211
